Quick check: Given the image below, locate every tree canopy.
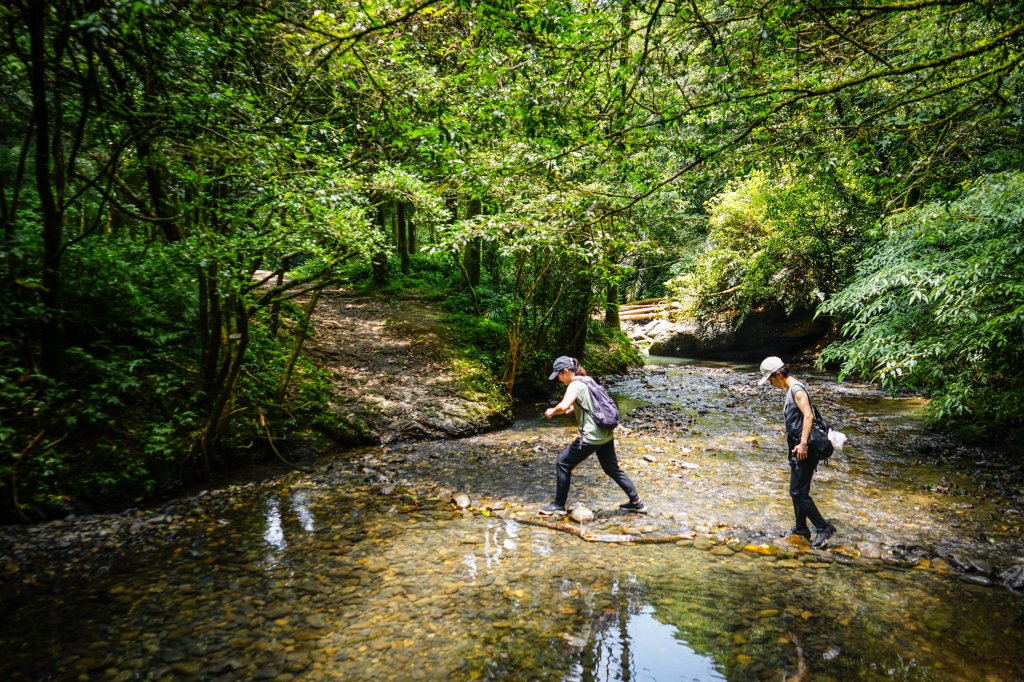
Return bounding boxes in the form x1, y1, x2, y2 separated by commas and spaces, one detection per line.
1, 0, 1022, 518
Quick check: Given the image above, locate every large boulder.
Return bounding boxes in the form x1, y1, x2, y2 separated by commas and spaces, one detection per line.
642, 306, 829, 360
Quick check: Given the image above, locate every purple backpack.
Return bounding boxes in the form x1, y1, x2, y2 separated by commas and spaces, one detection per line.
575, 377, 620, 429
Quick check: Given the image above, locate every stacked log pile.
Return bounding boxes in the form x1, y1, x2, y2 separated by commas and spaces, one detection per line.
618, 299, 670, 321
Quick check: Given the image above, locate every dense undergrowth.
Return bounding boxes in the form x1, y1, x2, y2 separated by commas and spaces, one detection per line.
0, 245, 641, 523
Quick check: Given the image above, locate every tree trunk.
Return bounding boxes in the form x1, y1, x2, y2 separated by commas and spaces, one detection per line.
196, 295, 249, 479
407, 209, 416, 255
0, 124, 31, 305
604, 281, 620, 327
276, 286, 323, 401
28, 0, 65, 377
198, 264, 222, 397
397, 201, 410, 275
268, 266, 286, 336
483, 239, 499, 285
371, 197, 389, 286
140, 72, 181, 242
559, 278, 592, 361
566, 300, 591, 361
463, 198, 482, 287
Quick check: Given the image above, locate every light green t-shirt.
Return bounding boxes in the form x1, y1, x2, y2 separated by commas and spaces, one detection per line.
568, 378, 614, 445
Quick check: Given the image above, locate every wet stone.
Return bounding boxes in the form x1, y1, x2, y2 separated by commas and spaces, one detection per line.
998, 564, 1024, 589
569, 507, 595, 523
959, 574, 993, 587
775, 560, 803, 569
859, 543, 884, 559
171, 662, 202, 676
782, 535, 811, 550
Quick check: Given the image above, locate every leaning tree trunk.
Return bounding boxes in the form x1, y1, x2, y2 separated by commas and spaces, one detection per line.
276, 285, 324, 402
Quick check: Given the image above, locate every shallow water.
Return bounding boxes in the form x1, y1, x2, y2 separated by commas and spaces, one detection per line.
2, 359, 1023, 681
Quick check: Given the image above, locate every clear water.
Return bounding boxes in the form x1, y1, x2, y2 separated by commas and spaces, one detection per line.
1, 360, 1022, 681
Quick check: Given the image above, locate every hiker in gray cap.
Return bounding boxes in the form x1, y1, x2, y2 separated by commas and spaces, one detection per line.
759, 356, 837, 549
538, 355, 644, 516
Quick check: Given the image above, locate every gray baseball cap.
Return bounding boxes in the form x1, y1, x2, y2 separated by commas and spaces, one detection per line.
548, 355, 575, 380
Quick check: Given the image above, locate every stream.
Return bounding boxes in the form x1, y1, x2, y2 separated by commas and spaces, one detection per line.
2, 358, 1023, 681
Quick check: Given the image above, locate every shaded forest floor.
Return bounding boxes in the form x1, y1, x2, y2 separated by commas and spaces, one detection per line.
298, 285, 512, 446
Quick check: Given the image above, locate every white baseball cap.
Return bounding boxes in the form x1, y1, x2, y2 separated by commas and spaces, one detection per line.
758, 356, 785, 385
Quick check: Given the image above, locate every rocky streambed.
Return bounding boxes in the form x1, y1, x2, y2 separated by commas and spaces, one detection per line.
2, 359, 1023, 681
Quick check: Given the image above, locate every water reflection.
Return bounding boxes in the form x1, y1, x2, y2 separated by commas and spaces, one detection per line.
261, 490, 318, 566
293, 490, 315, 532
482, 519, 519, 570
462, 551, 478, 580
263, 497, 285, 552
569, 602, 726, 682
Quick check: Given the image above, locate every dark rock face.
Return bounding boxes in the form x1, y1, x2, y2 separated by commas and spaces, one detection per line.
644, 306, 830, 360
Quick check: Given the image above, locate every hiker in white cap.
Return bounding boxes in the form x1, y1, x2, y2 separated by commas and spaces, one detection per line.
758, 356, 837, 549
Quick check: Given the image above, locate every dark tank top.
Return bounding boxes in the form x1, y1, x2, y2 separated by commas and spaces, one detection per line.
783, 382, 810, 446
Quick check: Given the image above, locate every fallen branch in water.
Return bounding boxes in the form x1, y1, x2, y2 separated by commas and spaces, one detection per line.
511, 516, 692, 544
786, 631, 808, 682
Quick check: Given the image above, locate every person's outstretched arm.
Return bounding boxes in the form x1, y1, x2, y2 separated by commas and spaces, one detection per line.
545, 382, 580, 418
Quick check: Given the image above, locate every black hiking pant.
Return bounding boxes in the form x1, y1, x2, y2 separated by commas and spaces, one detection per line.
554, 437, 638, 508
787, 441, 828, 532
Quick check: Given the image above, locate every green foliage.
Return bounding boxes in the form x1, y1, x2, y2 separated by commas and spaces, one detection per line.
820, 172, 1024, 437
4, 0, 1024, 516
0, 233, 341, 518
0, 237, 201, 515
584, 322, 644, 377
668, 168, 870, 319
443, 312, 508, 378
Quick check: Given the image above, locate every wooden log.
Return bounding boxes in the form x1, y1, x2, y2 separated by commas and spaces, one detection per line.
618, 304, 666, 312
511, 515, 693, 544
619, 313, 663, 321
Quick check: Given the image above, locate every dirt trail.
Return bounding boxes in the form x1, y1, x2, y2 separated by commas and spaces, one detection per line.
303, 287, 512, 444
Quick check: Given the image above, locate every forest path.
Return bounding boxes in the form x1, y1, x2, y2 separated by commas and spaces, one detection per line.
299, 285, 512, 445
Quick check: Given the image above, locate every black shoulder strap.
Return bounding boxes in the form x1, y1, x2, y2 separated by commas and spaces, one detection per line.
790, 382, 829, 430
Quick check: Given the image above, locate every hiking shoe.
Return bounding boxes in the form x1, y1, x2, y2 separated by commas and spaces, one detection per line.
811, 522, 837, 549
619, 499, 647, 513
538, 502, 567, 516
784, 526, 811, 539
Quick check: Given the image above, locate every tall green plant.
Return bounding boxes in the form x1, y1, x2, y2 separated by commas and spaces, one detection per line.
670, 168, 868, 318
820, 171, 1024, 437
